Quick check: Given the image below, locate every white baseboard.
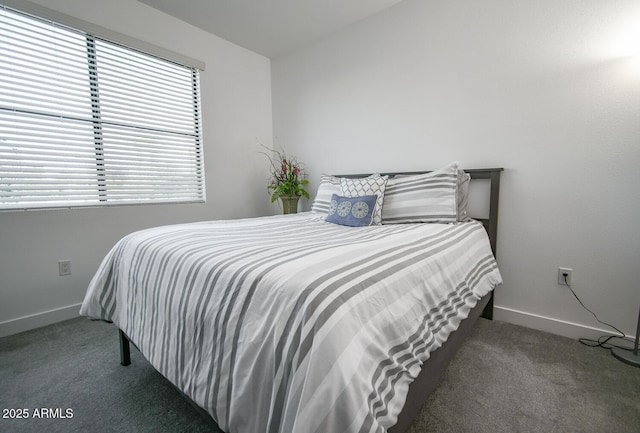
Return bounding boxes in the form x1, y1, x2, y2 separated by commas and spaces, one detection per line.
494, 305, 634, 343
0, 303, 82, 338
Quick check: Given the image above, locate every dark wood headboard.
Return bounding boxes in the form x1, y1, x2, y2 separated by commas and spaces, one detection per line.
337, 168, 503, 255
464, 168, 503, 256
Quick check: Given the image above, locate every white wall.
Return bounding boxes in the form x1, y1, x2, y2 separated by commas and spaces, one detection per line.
272, 0, 640, 339
0, 0, 274, 336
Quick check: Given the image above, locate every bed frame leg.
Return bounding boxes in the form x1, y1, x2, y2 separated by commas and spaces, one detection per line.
119, 329, 131, 366
481, 293, 494, 320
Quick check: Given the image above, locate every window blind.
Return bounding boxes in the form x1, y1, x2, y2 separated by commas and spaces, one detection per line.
0, 5, 205, 210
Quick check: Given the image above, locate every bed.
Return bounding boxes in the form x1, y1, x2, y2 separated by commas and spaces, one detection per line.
80, 165, 503, 433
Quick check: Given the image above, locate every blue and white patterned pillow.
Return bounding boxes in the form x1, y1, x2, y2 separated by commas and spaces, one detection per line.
325, 194, 378, 227
340, 175, 388, 225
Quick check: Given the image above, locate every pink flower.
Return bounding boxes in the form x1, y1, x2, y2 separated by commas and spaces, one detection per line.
261, 144, 309, 203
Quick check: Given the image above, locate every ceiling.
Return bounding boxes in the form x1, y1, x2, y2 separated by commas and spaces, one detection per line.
138, 0, 404, 58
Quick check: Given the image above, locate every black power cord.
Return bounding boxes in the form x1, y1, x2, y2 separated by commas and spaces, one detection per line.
562, 273, 634, 351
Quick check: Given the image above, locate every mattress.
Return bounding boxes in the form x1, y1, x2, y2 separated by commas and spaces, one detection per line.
80, 212, 502, 433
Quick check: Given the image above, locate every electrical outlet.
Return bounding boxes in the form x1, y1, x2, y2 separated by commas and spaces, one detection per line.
558, 267, 572, 286
58, 260, 71, 276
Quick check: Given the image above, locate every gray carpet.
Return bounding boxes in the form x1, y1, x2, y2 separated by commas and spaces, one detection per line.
1, 317, 638, 433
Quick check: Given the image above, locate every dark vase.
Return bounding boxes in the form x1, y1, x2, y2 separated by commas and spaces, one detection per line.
280, 196, 300, 214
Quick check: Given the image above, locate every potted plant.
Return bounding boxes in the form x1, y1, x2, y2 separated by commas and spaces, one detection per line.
262, 146, 310, 214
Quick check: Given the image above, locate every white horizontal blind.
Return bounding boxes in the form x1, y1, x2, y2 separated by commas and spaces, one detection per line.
0, 5, 205, 210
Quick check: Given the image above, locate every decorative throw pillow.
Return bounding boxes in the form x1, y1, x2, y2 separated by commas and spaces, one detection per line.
310, 174, 342, 214
381, 162, 459, 224
325, 194, 378, 227
340, 175, 388, 225
456, 168, 471, 221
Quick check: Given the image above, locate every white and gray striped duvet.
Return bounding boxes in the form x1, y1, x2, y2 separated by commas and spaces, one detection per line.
80, 213, 502, 433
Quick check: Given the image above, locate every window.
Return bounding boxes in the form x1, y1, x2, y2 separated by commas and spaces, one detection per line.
0, 4, 205, 210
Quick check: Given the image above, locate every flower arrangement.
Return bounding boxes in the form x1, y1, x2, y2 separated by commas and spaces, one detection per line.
262, 146, 310, 204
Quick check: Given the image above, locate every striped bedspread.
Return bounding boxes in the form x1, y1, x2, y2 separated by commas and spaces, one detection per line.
80, 213, 502, 433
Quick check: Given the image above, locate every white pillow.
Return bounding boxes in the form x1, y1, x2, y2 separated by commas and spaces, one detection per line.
310, 174, 342, 215
456, 168, 471, 221
382, 162, 459, 224
340, 175, 388, 225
